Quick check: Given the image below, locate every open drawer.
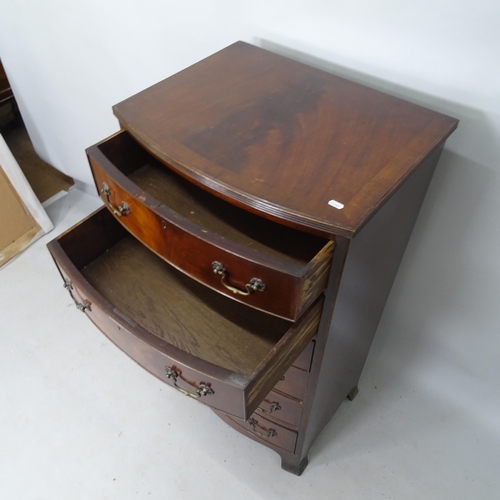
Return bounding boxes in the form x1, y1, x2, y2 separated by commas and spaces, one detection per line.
86, 131, 334, 321
47, 207, 322, 420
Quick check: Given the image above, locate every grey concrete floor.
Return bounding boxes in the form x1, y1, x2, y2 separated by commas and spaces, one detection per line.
0, 188, 497, 499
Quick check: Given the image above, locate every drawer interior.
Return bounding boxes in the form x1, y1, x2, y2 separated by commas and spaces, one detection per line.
96, 131, 329, 265
57, 209, 294, 376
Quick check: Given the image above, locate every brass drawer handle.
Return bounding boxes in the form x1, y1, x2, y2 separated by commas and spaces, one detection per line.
101, 182, 130, 217
248, 418, 277, 439
75, 300, 91, 312
63, 279, 91, 312
211, 261, 266, 296
165, 367, 214, 398
257, 401, 281, 416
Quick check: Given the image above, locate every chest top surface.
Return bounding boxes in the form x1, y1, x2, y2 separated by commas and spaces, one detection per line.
113, 41, 457, 238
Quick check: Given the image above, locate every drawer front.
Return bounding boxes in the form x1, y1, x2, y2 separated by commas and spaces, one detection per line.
292, 339, 315, 371
229, 413, 298, 453
273, 365, 309, 401
90, 160, 300, 320
255, 390, 303, 428
87, 133, 334, 321
54, 264, 246, 417
47, 207, 323, 420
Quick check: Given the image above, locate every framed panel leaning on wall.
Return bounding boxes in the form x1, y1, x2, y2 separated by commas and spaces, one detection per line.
0, 134, 53, 268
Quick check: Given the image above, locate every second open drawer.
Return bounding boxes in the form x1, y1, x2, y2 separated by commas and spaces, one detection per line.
47, 207, 322, 420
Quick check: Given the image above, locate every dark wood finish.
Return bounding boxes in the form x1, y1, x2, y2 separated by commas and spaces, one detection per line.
48, 207, 321, 419
48, 41, 458, 476
87, 131, 333, 320
272, 365, 309, 401
2, 121, 74, 203
291, 339, 315, 371
214, 409, 308, 473
281, 457, 309, 476
245, 304, 320, 411
0, 60, 13, 104
346, 386, 359, 401
219, 411, 298, 453
255, 390, 303, 428
275, 143, 446, 475
113, 41, 457, 237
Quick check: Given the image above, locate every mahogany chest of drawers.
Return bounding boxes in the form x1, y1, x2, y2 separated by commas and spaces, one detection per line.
47, 42, 457, 475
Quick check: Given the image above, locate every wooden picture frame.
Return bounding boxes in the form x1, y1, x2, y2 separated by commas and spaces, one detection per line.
0, 133, 53, 268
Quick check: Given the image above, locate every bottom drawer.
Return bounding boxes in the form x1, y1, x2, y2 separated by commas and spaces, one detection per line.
228, 413, 298, 453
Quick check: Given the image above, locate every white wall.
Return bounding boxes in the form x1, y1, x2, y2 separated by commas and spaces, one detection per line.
1, 0, 499, 481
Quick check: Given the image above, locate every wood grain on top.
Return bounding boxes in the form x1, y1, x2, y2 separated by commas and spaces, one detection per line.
113, 42, 458, 237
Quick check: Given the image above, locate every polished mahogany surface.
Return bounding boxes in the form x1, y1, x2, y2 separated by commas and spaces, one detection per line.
86, 130, 334, 320
48, 207, 322, 419
47, 41, 459, 474
114, 41, 458, 237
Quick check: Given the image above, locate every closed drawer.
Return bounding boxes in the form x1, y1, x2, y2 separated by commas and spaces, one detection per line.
86, 131, 334, 321
228, 413, 298, 453
292, 339, 315, 371
273, 365, 309, 401
47, 207, 322, 420
255, 390, 303, 428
